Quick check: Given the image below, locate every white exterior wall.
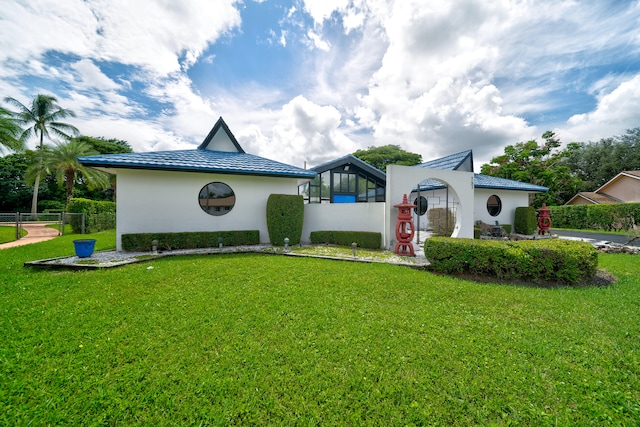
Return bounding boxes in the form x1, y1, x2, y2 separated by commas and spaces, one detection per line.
473, 188, 530, 228
301, 203, 386, 245
386, 165, 475, 248
114, 169, 300, 250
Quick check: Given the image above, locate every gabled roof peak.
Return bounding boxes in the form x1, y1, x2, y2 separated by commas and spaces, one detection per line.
198, 117, 245, 153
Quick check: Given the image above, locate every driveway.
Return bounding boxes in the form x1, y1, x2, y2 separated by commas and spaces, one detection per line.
552, 229, 640, 247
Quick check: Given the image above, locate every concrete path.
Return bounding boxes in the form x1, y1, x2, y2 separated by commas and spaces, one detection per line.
0, 223, 60, 250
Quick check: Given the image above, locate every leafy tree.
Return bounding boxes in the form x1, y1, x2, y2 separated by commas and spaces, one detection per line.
72, 135, 132, 154
0, 106, 23, 153
36, 139, 111, 205
481, 131, 581, 207
69, 135, 132, 201
564, 128, 640, 191
4, 94, 79, 214
0, 153, 31, 211
352, 144, 422, 172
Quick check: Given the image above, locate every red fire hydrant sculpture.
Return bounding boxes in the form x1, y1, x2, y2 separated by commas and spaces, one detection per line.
537, 203, 552, 235
394, 194, 417, 256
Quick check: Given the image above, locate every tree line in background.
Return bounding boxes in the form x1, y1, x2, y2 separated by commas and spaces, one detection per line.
480, 129, 640, 207
0, 94, 131, 213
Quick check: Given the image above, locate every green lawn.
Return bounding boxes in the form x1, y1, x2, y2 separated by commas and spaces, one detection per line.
1, 232, 639, 425
0, 225, 26, 244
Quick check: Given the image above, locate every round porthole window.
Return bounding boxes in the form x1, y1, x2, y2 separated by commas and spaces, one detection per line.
198, 182, 235, 216
486, 194, 502, 217
413, 196, 427, 216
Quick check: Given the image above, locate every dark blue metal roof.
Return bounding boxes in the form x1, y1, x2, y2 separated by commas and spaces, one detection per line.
79, 149, 317, 179
418, 149, 473, 171
416, 173, 548, 192
473, 174, 548, 191
310, 154, 386, 181
415, 149, 546, 192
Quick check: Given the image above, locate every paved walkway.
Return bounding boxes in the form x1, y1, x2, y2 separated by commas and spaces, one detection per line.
0, 222, 60, 250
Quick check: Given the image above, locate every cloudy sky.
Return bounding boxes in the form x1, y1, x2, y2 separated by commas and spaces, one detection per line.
2, 0, 639, 169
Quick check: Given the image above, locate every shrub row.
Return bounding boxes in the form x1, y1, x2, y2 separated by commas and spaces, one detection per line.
67, 198, 116, 234
266, 194, 304, 245
121, 230, 260, 252
549, 203, 640, 231
310, 230, 382, 249
424, 237, 598, 285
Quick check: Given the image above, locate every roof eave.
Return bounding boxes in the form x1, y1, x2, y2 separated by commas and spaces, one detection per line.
79, 161, 317, 179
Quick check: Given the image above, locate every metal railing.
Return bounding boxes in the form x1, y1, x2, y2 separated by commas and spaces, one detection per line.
0, 212, 87, 240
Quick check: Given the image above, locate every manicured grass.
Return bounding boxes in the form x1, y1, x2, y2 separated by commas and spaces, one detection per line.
0, 225, 26, 243
1, 233, 639, 425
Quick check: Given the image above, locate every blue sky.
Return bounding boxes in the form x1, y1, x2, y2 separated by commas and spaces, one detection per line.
1, 0, 640, 169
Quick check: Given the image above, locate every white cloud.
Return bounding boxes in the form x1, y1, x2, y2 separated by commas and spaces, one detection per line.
564, 74, 640, 142
306, 30, 331, 51
2, 0, 640, 174
302, 0, 348, 25
0, 0, 241, 76
71, 59, 120, 91
266, 95, 358, 167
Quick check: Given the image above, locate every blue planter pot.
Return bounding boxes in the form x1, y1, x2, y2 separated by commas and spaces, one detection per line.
73, 239, 96, 258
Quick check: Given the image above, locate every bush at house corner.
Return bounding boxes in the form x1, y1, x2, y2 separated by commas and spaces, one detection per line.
266, 194, 304, 246
67, 198, 116, 234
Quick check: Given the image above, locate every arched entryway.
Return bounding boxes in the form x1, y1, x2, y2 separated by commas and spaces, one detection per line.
409, 177, 461, 244
385, 165, 474, 250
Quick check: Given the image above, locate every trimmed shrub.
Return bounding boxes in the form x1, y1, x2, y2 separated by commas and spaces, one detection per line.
67, 198, 116, 234
428, 208, 456, 236
514, 206, 537, 235
423, 237, 598, 286
549, 203, 640, 231
121, 230, 260, 252
310, 230, 382, 249
266, 194, 304, 246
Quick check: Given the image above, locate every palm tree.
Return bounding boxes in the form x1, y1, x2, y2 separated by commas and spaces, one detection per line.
4, 94, 79, 214
34, 139, 111, 205
0, 106, 23, 152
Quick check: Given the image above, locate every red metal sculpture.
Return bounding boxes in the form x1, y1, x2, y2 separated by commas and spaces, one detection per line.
537, 203, 552, 235
394, 194, 417, 256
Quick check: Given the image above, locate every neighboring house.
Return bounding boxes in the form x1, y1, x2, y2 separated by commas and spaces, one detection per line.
565, 171, 640, 205
79, 117, 316, 251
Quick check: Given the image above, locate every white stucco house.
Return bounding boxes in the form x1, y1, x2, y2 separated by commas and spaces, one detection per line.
79, 118, 316, 251
298, 149, 548, 244
79, 118, 548, 251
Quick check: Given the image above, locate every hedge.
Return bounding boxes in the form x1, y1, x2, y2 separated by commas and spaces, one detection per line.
423, 237, 598, 285
549, 203, 640, 231
266, 194, 304, 246
514, 206, 537, 234
67, 198, 116, 234
310, 230, 382, 249
121, 230, 260, 252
